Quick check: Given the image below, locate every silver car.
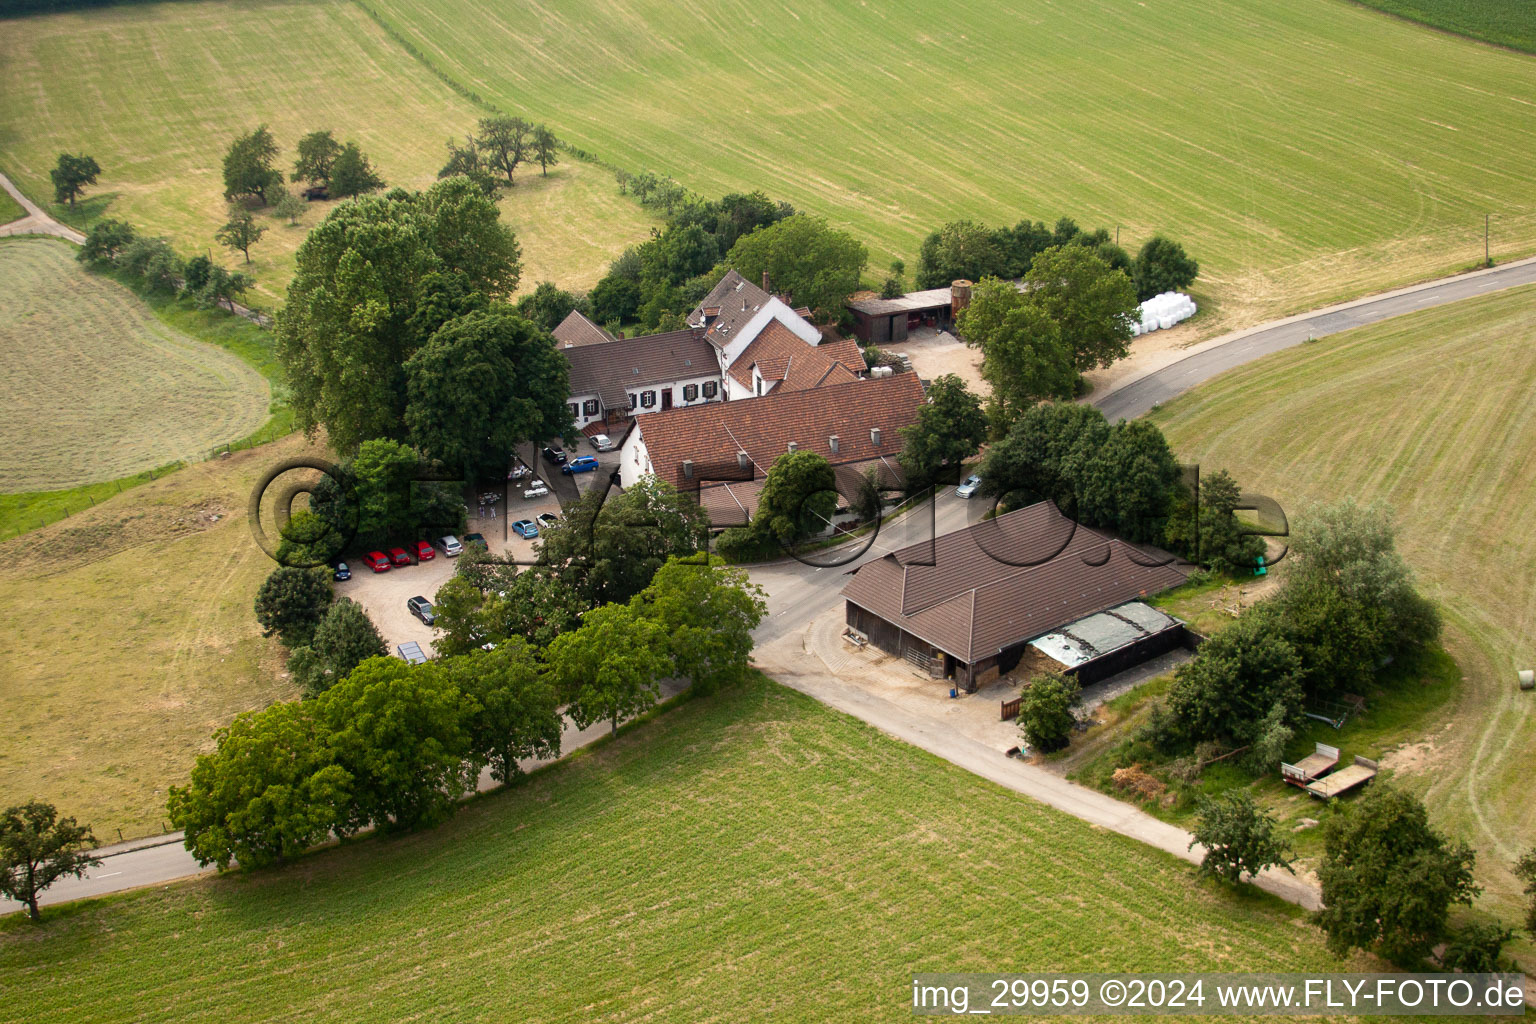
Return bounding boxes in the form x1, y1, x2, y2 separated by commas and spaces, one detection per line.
590, 433, 615, 451
955, 474, 982, 498
437, 535, 463, 557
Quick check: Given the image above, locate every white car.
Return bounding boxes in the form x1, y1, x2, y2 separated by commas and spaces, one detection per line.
522, 480, 550, 499
437, 535, 463, 557
955, 474, 982, 498
590, 433, 615, 452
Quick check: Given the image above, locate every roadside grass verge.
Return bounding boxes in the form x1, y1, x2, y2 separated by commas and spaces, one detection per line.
0, 673, 1360, 1021
0, 184, 24, 224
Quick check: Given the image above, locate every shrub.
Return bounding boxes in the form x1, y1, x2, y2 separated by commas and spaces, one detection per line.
1018, 671, 1080, 753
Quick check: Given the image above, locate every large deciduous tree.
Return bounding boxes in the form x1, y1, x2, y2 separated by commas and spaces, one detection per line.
222, 125, 282, 205
1163, 609, 1303, 748
1163, 468, 1264, 575
1023, 244, 1139, 371
477, 115, 533, 183
1132, 235, 1199, 301
1316, 786, 1479, 965
254, 566, 333, 648
77, 218, 134, 265
546, 603, 672, 735
532, 124, 559, 176
292, 130, 343, 189
167, 700, 351, 870
403, 306, 571, 479
288, 597, 387, 698
537, 477, 708, 606
753, 449, 839, 545
915, 220, 1006, 288
0, 801, 101, 920
898, 373, 988, 491
631, 557, 767, 695
50, 153, 101, 207
319, 657, 480, 834
435, 642, 563, 784
329, 142, 385, 199
720, 214, 867, 323
955, 279, 1076, 431
275, 177, 522, 453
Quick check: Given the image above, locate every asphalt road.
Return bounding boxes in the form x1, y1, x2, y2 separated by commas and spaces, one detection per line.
1094, 256, 1536, 422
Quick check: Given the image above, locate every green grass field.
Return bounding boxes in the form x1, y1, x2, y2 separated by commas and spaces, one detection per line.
357, 0, 1536, 334
0, 184, 24, 224
1147, 284, 1536, 913
0, 238, 270, 491
0, 0, 662, 305
1354, 0, 1536, 54
0, 675, 1360, 1021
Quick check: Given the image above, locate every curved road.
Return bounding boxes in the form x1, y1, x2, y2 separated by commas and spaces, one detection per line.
1095, 255, 1536, 421
8, 235, 1536, 915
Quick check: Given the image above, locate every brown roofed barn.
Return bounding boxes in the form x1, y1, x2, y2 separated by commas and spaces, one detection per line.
842, 501, 1191, 691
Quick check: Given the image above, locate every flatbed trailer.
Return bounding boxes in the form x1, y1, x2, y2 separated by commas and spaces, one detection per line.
1281, 742, 1339, 787
1305, 756, 1378, 800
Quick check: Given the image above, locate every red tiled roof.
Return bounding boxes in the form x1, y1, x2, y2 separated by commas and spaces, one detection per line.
727, 321, 868, 391
637, 373, 926, 495
842, 502, 1191, 664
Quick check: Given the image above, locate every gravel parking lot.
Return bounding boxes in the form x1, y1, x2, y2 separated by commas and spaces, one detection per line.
336, 436, 620, 655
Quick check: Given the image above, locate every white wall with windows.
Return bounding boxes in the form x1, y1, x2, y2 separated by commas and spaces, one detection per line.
568, 393, 605, 429
623, 373, 722, 416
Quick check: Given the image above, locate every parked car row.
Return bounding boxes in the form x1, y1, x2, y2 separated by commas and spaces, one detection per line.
354, 536, 463, 573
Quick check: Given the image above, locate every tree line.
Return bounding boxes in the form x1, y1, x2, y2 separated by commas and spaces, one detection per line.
171, 558, 764, 870
77, 217, 254, 311
916, 215, 1198, 303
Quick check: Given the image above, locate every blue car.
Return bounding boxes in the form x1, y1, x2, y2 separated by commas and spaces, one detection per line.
562, 455, 600, 475
512, 519, 539, 539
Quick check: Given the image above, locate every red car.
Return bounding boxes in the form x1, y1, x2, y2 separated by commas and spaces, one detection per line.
414, 539, 435, 561
388, 547, 412, 567
365, 551, 391, 573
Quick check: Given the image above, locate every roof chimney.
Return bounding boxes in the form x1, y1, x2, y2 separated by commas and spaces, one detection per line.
787, 441, 798, 453
762, 270, 771, 293
681, 459, 694, 480
829, 434, 840, 454
870, 427, 882, 446
737, 450, 750, 470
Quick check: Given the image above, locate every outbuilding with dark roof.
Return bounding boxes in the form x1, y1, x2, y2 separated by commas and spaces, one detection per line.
841, 501, 1191, 691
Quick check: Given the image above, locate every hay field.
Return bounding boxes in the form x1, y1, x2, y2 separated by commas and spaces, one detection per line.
1151, 283, 1536, 909
0, 0, 661, 305
0, 432, 333, 839
0, 186, 23, 224
0, 238, 269, 491
0, 674, 1358, 1021
361, 0, 1536, 333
